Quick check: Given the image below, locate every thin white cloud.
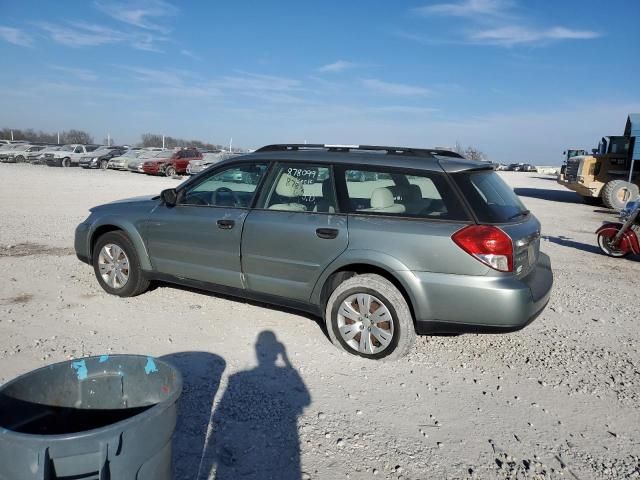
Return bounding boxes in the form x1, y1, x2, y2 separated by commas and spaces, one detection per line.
471, 25, 601, 46
0, 26, 33, 47
49, 65, 98, 81
362, 79, 431, 96
36, 21, 167, 51
181, 49, 202, 61
94, 0, 178, 32
409, 0, 602, 47
318, 60, 358, 73
414, 0, 509, 18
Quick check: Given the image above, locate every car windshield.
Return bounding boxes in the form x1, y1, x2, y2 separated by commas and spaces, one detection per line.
452, 170, 528, 223
123, 150, 139, 158
13, 144, 29, 151
152, 151, 173, 158
60, 145, 75, 151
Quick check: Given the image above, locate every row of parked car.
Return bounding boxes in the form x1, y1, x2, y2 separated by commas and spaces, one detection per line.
0, 140, 236, 177
495, 163, 538, 172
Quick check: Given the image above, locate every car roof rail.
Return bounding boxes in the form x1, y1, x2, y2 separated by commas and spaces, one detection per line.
255, 143, 464, 158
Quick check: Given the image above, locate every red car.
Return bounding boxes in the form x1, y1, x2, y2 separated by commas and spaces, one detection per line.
142, 148, 202, 176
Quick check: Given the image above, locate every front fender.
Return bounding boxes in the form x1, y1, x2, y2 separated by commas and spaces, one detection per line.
88, 216, 152, 270
596, 223, 640, 254
595, 222, 623, 234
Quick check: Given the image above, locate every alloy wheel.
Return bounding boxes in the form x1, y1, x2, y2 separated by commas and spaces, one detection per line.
337, 293, 394, 355
98, 243, 130, 289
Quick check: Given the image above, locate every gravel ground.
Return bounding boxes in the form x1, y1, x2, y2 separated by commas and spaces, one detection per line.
0, 164, 638, 479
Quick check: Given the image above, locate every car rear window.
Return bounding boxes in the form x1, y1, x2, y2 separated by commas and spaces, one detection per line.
342, 168, 469, 220
452, 170, 528, 223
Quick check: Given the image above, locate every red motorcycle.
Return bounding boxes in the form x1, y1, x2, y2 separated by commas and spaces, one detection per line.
596, 200, 640, 257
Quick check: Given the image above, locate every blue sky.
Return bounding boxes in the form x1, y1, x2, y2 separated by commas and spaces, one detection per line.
1, 0, 639, 164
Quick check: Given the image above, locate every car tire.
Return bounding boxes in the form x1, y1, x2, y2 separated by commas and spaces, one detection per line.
165, 166, 176, 177
92, 231, 150, 297
325, 273, 415, 360
100, 159, 109, 170
15, 155, 25, 163
602, 180, 639, 210
61, 157, 71, 168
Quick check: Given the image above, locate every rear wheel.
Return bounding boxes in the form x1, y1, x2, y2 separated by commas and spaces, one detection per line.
92, 231, 150, 297
325, 273, 415, 360
15, 155, 25, 163
602, 180, 639, 210
597, 230, 628, 257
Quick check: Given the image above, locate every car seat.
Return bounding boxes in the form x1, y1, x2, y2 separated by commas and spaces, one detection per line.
362, 187, 405, 213
268, 174, 307, 211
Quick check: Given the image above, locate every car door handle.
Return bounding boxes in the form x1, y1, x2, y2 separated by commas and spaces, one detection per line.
316, 228, 339, 239
217, 219, 235, 229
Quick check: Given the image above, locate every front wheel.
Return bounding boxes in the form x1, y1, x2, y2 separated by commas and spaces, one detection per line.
165, 165, 176, 177
325, 273, 415, 360
61, 157, 71, 168
597, 231, 628, 257
92, 231, 150, 297
100, 159, 109, 170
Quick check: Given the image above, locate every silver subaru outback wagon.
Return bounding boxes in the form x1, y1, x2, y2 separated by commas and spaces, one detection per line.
75, 144, 552, 360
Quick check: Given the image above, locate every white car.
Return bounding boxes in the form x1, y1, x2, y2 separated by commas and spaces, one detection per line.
45, 144, 102, 167
1, 144, 47, 163
107, 149, 141, 170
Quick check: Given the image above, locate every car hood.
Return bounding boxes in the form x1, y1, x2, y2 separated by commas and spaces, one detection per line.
90, 195, 159, 212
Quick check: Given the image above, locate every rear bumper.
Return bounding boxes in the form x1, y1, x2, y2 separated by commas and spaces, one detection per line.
400, 252, 553, 334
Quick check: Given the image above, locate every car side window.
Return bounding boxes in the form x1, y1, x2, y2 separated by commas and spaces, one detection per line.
74, 146, 83, 153
343, 168, 468, 220
179, 163, 268, 208
262, 164, 336, 213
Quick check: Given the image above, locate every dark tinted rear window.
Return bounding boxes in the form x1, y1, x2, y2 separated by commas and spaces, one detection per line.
453, 171, 528, 223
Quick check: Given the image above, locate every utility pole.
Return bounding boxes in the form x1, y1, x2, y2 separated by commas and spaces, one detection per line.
107, 133, 111, 146
162, 135, 165, 150
57, 132, 60, 144
229, 137, 233, 152
10, 130, 13, 141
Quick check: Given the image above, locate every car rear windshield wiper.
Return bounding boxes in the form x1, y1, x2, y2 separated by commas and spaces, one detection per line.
507, 209, 530, 221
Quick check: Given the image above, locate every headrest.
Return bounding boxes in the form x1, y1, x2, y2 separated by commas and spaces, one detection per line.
275, 174, 304, 198
370, 188, 395, 209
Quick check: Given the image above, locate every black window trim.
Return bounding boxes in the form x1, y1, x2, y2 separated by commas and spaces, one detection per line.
334, 163, 474, 223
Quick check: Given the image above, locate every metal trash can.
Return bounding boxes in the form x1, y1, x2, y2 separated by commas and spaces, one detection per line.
0, 355, 182, 480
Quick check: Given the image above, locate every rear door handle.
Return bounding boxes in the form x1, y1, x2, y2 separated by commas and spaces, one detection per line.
316, 228, 339, 239
217, 219, 235, 229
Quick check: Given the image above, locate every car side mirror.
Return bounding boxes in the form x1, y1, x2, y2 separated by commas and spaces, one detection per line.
160, 188, 177, 206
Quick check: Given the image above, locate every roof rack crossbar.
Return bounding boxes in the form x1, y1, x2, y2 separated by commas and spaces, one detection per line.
255, 143, 463, 158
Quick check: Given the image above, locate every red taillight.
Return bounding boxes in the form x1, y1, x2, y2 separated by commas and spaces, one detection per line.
452, 225, 513, 272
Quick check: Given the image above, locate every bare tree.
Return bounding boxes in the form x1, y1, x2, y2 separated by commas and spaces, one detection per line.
61, 129, 93, 144
464, 146, 486, 161
138, 132, 230, 151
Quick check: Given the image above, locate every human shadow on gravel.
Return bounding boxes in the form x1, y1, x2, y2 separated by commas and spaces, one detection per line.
208, 331, 311, 480
514, 187, 582, 203
160, 351, 226, 480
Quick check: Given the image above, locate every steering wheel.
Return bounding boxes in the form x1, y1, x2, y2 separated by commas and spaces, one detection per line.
214, 187, 240, 207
